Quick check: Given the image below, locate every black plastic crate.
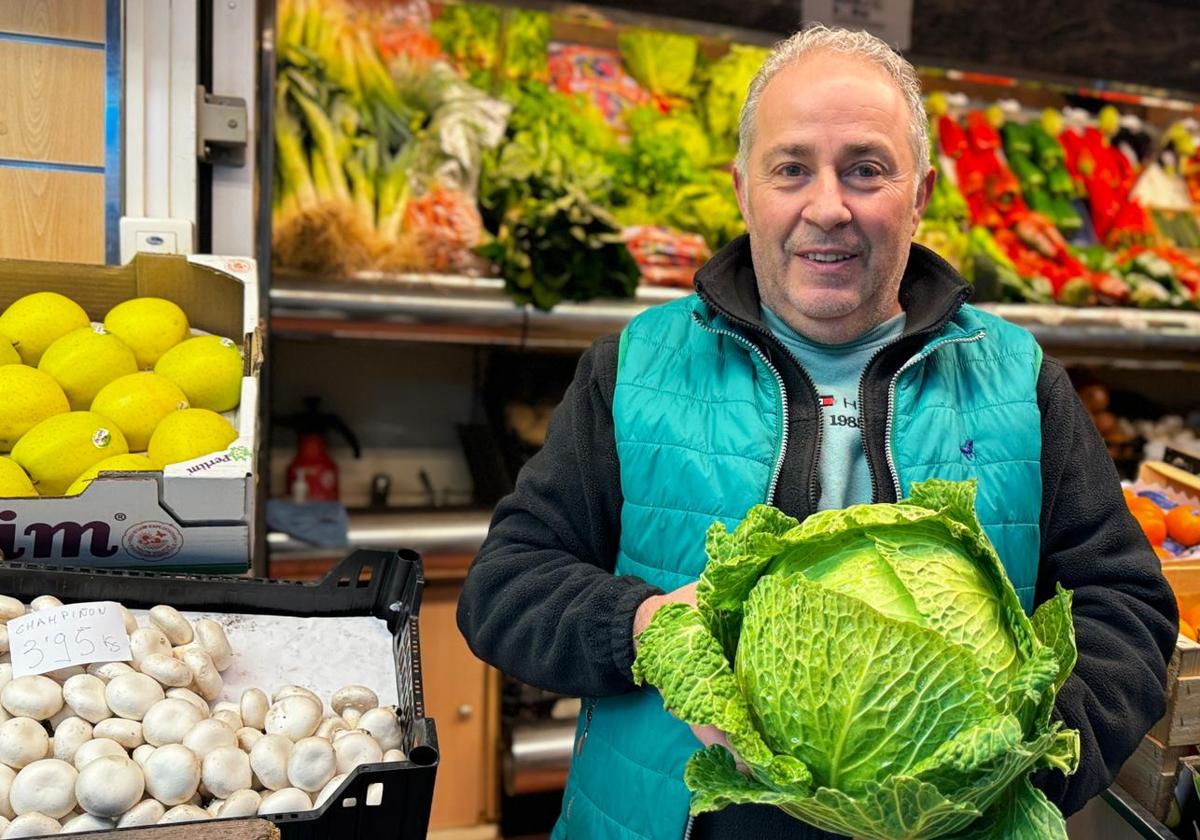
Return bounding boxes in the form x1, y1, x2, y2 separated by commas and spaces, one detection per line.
0, 548, 439, 839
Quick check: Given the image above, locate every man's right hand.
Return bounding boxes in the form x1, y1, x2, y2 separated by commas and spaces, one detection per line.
631, 583, 746, 771
632, 581, 698, 647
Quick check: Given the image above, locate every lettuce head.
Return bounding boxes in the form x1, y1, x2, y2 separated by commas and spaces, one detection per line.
632, 479, 1079, 840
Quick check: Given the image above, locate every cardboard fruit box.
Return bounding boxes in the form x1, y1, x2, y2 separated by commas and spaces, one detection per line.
0, 253, 262, 571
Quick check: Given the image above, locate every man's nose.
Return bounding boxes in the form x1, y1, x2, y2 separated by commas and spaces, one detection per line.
801, 170, 852, 231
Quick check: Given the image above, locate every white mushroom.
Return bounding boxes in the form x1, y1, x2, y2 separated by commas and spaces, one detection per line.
235, 727, 263, 752
75, 755, 144, 817
28, 597, 62, 613
357, 706, 403, 752
51, 718, 92, 764
148, 606, 193, 646
1, 813, 61, 837
0, 719, 48, 770
193, 621, 232, 672
116, 798, 164, 826
179, 648, 221, 702
9, 758, 77, 817
217, 788, 261, 818
264, 695, 321, 741
164, 688, 209, 717
139, 654, 193, 689
314, 772, 348, 808
86, 662, 134, 683
62, 675, 110, 724
71, 739, 125, 771
332, 731, 383, 775
248, 735, 292, 792
119, 607, 137, 636
0, 600, 23, 625
315, 715, 350, 741
157, 803, 209, 823
141, 698, 204, 747
239, 689, 268, 731
383, 748, 406, 763
202, 746, 252, 800
181, 719, 235, 760
117, 801, 162, 828
272, 685, 322, 710
45, 666, 86, 685
286, 737, 336, 793
143, 744, 200, 806
257, 787, 311, 815
0, 764, 13, 819
130, 628, 173, 670
0, 628, 8, 657
131, 745, 155, 768
212, 710, 242, 731
105, 673, 164, 721
331, 685, 378, 723
206, 798, 223, 817
1, 677, 62, 721
60, 811, 115, 832
92, 718, 143, 750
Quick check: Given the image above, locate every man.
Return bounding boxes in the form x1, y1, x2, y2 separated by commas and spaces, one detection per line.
458, 23, 1178, 840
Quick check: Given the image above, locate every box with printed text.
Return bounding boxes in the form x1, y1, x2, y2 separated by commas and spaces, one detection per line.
0, 253, 261, 570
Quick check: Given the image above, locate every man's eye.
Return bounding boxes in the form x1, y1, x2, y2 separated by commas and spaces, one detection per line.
852, 164, 883, 178
778, 164, 804, 177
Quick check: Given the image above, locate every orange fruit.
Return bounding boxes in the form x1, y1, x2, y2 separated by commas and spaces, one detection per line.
1166, 506, 1200, 548
1128, 495, 1163, 517
1183, 603, 1200, 632
1181, 618, 1197, 642
1133, 507, 1167, 545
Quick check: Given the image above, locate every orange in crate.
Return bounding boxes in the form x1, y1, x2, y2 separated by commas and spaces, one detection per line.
1133, 507, 1168, 546
1166, 506, 1200, 548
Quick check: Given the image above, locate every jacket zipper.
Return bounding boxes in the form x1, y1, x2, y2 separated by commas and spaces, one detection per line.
683, 814, 695, 839
691, 312, 793, 504
575, 698, 595, 757
565, 699, 596, 829
883, 329, 987, 499
857, 335, 906, 503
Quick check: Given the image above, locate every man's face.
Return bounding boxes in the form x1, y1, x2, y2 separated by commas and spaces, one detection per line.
734, 53, 935, 343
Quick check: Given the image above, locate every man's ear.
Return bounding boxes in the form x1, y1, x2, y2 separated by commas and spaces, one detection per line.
912, 167, 937, 228
732, 165, 748, 220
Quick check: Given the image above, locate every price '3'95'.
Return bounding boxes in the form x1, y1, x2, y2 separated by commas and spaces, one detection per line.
21, 628, 124, 671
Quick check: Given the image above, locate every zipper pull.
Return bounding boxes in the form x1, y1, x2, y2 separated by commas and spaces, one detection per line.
575, 700, 594, 756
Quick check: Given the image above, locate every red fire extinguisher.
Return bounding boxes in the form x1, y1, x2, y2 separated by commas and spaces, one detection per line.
278, 397, 360, 502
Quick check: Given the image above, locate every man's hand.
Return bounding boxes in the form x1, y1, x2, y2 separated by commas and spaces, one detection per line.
632, 583, 747, 772
632, 581, 698, 643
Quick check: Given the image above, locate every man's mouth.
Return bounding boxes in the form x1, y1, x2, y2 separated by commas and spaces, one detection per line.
798, 252, 857, 263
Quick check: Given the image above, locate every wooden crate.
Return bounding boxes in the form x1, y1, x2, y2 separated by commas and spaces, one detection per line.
1150, 635, 1200, 746
1117, 733, 1192, 820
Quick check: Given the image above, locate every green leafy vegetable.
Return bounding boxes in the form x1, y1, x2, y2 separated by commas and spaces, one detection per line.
634, 479, 1078, 840
479, 83, 638, 309
617, 28, 699, 99
698, 44, 769, 163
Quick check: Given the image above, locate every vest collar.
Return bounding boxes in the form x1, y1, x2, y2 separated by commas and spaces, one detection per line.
692, 234, 972, 341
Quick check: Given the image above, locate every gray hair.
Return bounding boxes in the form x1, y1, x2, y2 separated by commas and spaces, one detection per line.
736, 24, 930, 187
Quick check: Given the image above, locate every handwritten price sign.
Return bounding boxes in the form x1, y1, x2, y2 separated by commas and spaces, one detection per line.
8, 601, 132, 678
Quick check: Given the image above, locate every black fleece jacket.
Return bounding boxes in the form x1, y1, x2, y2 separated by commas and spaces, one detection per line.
457, 237, 1178, 837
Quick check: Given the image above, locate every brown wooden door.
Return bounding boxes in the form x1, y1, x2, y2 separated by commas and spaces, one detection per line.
422, 579, 496, 829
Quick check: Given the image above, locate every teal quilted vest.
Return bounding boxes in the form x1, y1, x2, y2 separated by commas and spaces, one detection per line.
551, 294, 1043, 840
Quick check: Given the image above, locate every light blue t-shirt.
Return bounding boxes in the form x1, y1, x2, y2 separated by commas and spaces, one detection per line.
761, 305, 906, 511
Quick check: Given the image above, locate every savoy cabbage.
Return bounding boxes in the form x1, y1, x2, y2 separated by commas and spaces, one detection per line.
632, 479, 1079, 839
